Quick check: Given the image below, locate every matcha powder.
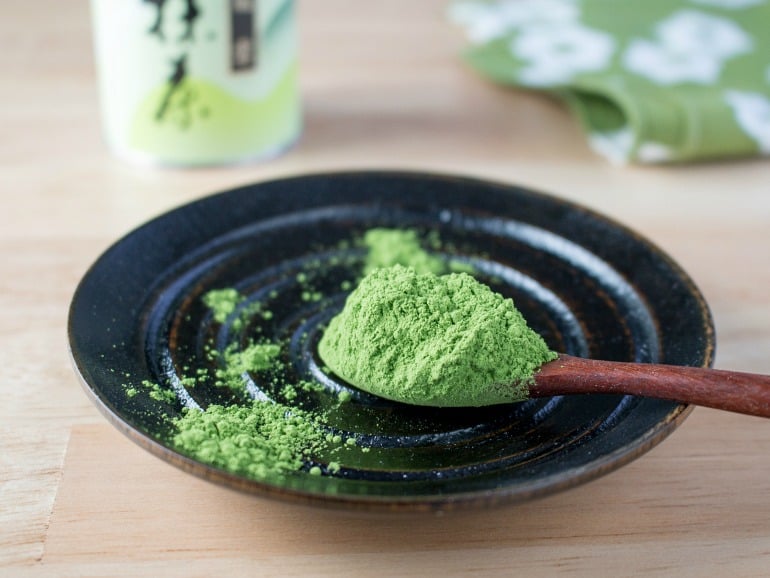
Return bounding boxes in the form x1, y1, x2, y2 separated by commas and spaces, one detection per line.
172, 401, 327, 480
318, 265, 557, 407
165, 290, 328, 481
363, 228, 445, 275
160, 229, 551, 481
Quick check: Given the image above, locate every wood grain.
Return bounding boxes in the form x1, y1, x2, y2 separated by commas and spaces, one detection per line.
2, 0, 770, 575
41, 421, 770, 576
534, 354, 770, 417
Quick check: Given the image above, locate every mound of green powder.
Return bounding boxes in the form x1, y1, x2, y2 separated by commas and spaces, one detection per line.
363, 228, 445, 275
215, 342, 281, 391
172, 401, 328, 480
318, 265, 557, 407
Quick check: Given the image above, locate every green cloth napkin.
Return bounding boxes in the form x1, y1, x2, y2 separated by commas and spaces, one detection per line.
449, 0, 770, 163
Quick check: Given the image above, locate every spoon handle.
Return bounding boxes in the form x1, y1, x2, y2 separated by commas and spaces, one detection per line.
533, 354, 770, 418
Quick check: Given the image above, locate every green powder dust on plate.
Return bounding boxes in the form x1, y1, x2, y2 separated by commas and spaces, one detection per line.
215, 342, 282, 391
363, 228, 446, 275
362, 227, 474, 276
202, 288, 244, 323
202, 287, 266, 331
318, 265, 557, 407
171, 401, 328, 481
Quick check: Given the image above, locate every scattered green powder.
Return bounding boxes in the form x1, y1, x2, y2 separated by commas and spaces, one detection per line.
299, 379, 325, 394
448, 260, 476, 274
202, 288, 267, 331
183, 376, 201, 389
171, 401, 328, 480
318, 265, 557, 407
215, 342, 281, 391
142, 379, 177, 403
202, 288, 244, 323
281, 384, 298, 401
363, 228, 446, 275
149, 228, 497, 480
126, 387, 138, 398
301, 290, 322, 302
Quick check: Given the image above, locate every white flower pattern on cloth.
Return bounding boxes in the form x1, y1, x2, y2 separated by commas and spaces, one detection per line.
690, 0, 766, 8
624, 10, 753, 84
450, 0, 770, 162
724, 90, 770, 152
589, 128, 674, 164
637, 142, 675, 163
448, 0, 579, 44
512, 23, 616, 86
588, 128, 635, 164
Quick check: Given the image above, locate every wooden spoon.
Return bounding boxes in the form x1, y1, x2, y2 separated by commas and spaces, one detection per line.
533, 354, 770, 418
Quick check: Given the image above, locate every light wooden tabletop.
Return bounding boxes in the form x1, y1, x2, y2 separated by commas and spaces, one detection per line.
3, 1, 770, 576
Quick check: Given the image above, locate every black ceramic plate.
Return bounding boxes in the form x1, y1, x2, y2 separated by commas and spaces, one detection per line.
68, 171, 713, 513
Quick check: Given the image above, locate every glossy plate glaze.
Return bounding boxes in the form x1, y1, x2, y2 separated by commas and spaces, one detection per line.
68, 171, 714, 513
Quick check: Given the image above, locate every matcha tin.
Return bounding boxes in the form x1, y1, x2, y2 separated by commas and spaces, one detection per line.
91, 0, 301, 166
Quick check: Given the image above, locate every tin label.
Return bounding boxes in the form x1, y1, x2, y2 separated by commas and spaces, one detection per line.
231, 0, 257, 72
91, 0, 300, 166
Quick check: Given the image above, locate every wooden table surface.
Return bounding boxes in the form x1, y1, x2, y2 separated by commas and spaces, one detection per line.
3, 1, 769, 576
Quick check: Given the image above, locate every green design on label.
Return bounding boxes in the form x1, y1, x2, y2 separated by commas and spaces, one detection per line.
129, 62, 300, 165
